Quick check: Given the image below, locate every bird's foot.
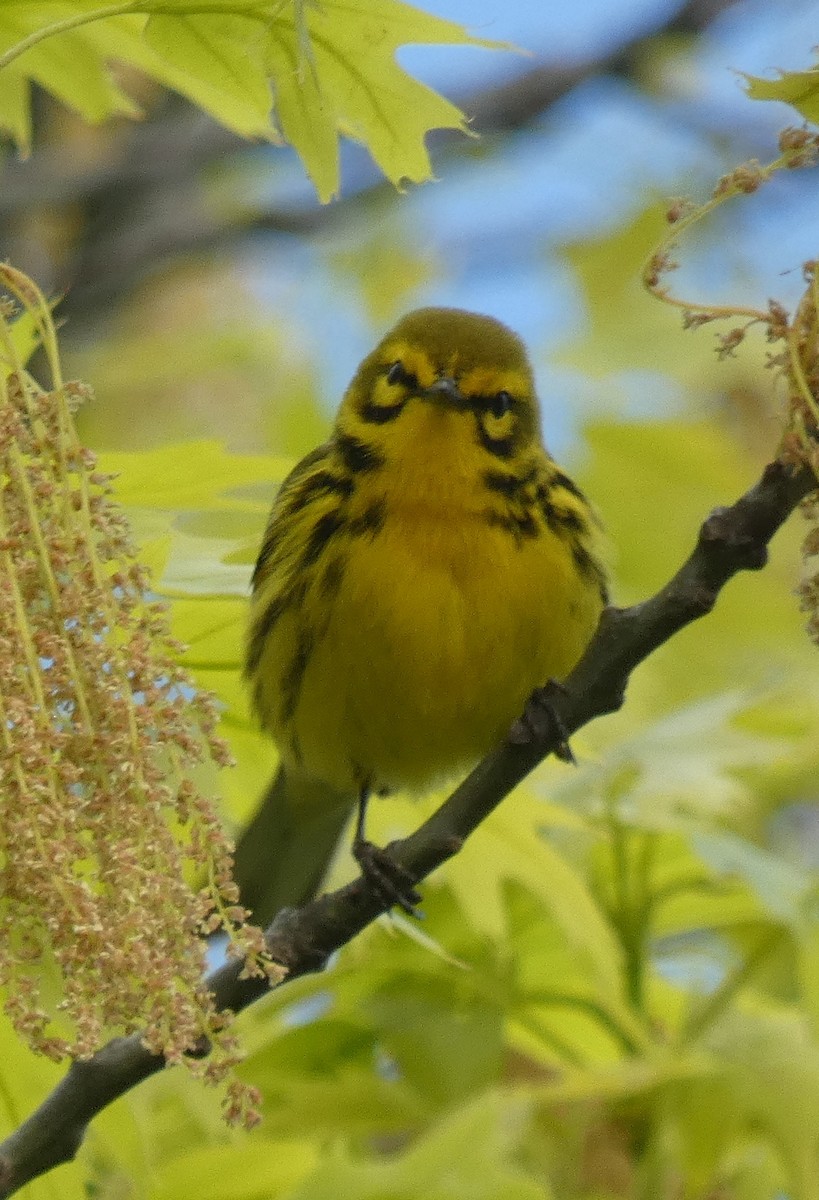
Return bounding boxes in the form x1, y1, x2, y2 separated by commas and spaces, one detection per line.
509, 678, 575, 763
353, 838, 422, 916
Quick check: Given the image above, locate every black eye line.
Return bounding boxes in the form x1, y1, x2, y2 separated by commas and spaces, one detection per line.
469, 391, 517, 417
475, 415, 517, 459
383, 363, 519, 423
386, 361, 418, 390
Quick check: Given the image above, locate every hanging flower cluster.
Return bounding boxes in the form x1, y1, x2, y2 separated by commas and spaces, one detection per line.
642, 129, 819, 647
0, 266, 274, 1126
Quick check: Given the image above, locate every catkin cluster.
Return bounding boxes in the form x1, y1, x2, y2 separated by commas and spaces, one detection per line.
644, 134, 819, 649
781, 261, 819, 644
0, 267, 271, 1125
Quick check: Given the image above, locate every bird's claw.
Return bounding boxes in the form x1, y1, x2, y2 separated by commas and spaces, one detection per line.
509, 678, 575, 762
353, 838, 422, 916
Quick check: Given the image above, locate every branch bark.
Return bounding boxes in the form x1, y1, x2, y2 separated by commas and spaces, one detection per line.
0, 454, 814, 1198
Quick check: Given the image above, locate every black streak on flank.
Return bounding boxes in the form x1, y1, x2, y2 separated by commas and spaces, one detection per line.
347, 497, 387, 539
539, 489, 588, 538
483, 465, 538, 498
251, 536, 275, 590
246, 593, 287, 674
301, 509, 346, 569
320, 556, 345, 600
245, 577, 307, 675
535, 487, 586, 540
552, 469, 589, 504
483, 469, 523, 498
289, 731, 303, 766
572, 542, 610, 604
280, 627, 314, 725
253, 470, 353, 587
295, 469, 355, 505
335, 432, 386, 475
485, 508, 539, 546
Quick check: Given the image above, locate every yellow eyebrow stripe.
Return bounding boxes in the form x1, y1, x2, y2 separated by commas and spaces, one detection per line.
460, 366, 529, 398
381, 346, 531, 402
380, 341, 437, 388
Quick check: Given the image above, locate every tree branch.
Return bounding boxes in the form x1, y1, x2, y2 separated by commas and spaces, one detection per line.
0, 453, 815, 1198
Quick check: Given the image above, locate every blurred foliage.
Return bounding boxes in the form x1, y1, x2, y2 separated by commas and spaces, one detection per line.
3, 1, 819, 1198
0, 0, 504, 198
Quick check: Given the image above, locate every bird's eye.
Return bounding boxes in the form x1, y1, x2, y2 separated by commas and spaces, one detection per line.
386, 361, 417, 388
489, 391, 513, 419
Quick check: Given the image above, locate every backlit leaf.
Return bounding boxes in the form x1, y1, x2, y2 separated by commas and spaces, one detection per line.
0, 0, 507, 199
745, 67, 819, 125
144, 12, 274, 140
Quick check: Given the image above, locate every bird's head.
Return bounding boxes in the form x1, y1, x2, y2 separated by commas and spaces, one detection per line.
337, 308, 543, 462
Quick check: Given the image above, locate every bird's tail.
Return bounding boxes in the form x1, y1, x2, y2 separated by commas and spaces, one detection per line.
232, 764, 355, 927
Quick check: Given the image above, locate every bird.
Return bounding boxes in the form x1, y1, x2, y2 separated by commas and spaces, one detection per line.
234, 307, 608, 926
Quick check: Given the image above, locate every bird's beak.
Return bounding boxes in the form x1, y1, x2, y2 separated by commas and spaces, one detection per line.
421, 376, 465, 409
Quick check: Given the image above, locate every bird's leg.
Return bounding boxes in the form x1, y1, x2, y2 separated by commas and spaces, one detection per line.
509, 678, 575, 763
352, 789, 422, 915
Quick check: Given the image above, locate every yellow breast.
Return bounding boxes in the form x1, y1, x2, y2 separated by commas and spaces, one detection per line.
251, 403, 603, 795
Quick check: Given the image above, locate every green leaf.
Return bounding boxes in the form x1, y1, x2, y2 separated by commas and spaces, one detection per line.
721, 1140, 790, 1200
97, 441, 282, 821
241, 887, 509, 1116
0, 10, 139, 123
286, 1091, 549, 1200
364, 973, 504, 1105
244, 1054, 428, 1140
662, 1071, 742, 1198
639, 831, 766, 943
99, 442, 286, 600
0, 64, 29, 148
745, 68, 819, 125
100, 440, 286, 513
797, 920, 819, 1036
556, 207, 740, 394
158, 528, 254, 597
144, 12, 275, 140
704, 1003, 819, 1200
0, 0, 509, 200
502, 882, 652, 1066
552, 689, 791, 828
691, 830, 813, 928
310, 0, 495, 196
527, 1050, 712, 1108
267, 23, 339, 202
266, 0, 505, 201
151, 1139, 319, 1200
444, 789, 625, 1003
165, 596, 245, 670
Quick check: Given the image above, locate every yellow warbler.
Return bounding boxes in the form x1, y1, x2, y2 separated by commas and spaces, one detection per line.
236, 308, 607, 923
